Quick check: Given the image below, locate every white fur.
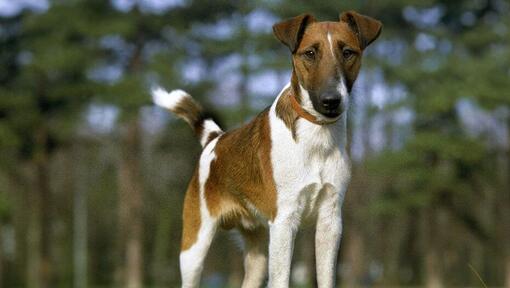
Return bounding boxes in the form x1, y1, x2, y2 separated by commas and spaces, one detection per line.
315, 183, 343, 288
180, 138, 220, 288
327, 32, 335, 57
268, 84, 351, 287
151, 87, 190, 110
320, 33, 351, 115
200, 119, 222, 147
338, 76, 349, 112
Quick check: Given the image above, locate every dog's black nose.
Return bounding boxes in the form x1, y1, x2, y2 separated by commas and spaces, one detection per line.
321, 97, 341, 110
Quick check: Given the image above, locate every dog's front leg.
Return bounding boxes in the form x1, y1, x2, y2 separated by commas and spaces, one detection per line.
315, 188, 343, 288
267, 214, 298, 288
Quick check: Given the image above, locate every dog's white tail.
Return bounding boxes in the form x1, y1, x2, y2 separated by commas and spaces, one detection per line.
152, 87, 223, 147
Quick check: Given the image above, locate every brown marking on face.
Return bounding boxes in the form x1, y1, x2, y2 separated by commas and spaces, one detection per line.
296, 21, 362, 88
180, 167, 201, 251
292, 21, 362, 116
203, 108, 278, 226
274, 11, 382, 118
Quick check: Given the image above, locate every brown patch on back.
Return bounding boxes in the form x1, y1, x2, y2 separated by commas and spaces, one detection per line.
204, 108, 278, 225
181, 167, 201, 251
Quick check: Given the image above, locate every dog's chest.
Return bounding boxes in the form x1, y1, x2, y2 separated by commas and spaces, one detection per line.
269, 114, 350, 221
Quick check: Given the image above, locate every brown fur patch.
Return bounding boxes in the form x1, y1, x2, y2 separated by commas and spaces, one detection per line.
171, 96, 204, 132
181, 167, 201, 251
272, 14, 316, 53
171, 95, 222, 147
292, 21, 363, 94
340, 11, 383, 49
275, 87, 299, 141
204, 108, 278, 225
204, 131, 221, 147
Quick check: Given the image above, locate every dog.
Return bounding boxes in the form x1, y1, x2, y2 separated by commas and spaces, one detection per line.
152, 10, 382, 288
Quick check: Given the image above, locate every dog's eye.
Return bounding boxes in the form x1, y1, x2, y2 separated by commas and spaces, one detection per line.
342, 49, 355, 59
304, 50, 316, 60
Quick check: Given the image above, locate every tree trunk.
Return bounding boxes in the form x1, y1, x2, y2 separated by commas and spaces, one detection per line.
504, 119, 510, 288
26, 184, 40, 288
27, 127, 52, 288
343, 227, 364, 287
423, 208, 443, 288
497, 184, 510, 288
73, 143, 88, 288
506, 256, 510, 288
118, 118, 144, 288
36, 159, 52, 288
150, 208, 172, 286
0, 223, 3, 286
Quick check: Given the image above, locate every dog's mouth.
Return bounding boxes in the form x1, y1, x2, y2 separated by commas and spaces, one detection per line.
312, 99, 343, 119
321, 110, 342, 118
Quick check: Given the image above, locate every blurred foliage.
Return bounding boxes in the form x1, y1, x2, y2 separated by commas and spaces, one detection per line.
0, 0, 509, 287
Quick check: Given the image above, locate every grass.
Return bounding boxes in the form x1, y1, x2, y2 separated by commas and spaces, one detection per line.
468, 263, 488, 288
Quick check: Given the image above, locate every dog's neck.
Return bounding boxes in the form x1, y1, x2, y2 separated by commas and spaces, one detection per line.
274, 82, 348, 150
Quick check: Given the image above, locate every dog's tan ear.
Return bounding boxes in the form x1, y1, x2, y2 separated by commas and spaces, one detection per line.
273, 14, 316, 53
340, 11, 382, 49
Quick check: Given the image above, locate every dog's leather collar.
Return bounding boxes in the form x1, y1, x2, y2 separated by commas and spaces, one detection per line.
290, 94, 331, 125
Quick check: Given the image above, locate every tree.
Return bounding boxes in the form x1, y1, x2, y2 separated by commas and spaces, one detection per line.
0, 1, 99, 287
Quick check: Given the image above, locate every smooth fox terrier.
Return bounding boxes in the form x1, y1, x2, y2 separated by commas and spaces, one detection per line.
152, 10, 382, 288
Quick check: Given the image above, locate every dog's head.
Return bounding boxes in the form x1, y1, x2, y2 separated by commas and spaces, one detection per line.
273, 11, 382, 121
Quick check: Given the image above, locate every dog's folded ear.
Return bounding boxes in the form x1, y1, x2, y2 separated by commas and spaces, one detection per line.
273, 14, 316, 53
339, 11, 382, 49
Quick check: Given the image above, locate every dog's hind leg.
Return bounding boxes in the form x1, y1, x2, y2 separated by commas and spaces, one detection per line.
240, 227, 268, 288
180, 218, 217, 288
179, 170, 218, 288
179, 198, 218, 287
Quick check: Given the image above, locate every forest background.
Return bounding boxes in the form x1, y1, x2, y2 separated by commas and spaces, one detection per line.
0, 0, 509, 287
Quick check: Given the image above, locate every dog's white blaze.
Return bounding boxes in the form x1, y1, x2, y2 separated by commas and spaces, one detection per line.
268, 84, 350, 286
152, 87, 190, 110
180, 138, 220, 288
338, 75, 349, 111
200, 119, 222, 147
327, 32, 335, 58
